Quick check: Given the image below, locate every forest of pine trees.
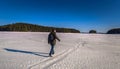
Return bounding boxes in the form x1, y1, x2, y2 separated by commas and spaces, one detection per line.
0, 23, 80, 33
107, 28, 120, 34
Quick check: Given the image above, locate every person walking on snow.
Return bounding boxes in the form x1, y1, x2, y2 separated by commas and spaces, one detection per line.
48, 29, 60, 57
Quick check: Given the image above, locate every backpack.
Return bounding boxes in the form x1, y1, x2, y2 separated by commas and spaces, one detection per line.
49, 33, 55, 41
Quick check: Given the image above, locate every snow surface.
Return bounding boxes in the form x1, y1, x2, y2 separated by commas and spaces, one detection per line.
0, 32, 120, 69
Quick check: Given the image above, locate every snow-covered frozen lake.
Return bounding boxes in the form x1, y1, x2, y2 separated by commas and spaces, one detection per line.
0, 32, 120, 69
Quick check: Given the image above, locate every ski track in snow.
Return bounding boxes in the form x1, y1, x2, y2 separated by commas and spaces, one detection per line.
28, 39, 81, 69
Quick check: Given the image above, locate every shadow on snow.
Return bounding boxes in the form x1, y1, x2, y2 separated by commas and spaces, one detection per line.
4, 48, 49, 57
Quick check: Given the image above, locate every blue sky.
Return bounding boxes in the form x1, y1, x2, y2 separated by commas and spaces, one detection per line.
0, 0, 120, 33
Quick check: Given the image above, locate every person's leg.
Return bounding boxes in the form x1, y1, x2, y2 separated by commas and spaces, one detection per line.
52, 45, 54, 54
49, 44, 54, 56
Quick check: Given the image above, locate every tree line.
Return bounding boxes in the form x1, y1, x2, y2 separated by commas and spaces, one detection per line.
0, 23, 119, 34
107, 28, 120, 34
0, 23, 80, 33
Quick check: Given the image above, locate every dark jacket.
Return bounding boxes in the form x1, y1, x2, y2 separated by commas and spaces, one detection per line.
48, 32, 60, 45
